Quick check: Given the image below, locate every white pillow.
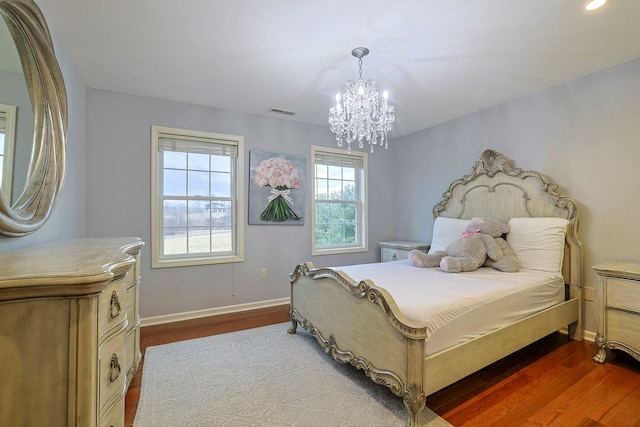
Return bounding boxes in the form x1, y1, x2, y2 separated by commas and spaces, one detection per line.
506, 217, 569, 273
428, 217, 470, 254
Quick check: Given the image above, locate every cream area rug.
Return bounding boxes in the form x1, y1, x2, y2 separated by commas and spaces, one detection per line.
133, 323, 452, 427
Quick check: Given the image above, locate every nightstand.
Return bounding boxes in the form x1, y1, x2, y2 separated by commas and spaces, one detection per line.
379, 241, 429, 262
593, 261, 640, 364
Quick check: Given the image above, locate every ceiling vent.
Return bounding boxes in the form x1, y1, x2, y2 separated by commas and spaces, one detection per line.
269, 108, 296, 116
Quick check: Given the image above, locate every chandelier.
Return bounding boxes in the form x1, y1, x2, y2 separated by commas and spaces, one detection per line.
328, 47, 395, 153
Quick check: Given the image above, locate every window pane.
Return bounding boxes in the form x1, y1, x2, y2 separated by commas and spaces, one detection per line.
164, 170, 186, 196
328, 165, 342, 179
164, 200, 186, 227
211, 155, 230, 172
342, 167, 355, 180
188, 227, 211, 253
329, 224, 344, 244
210, 172, 231, 197
211, 227, 232, 252
188, 200, 210, 226
330, 203, 346, 223
345, 201, 357, 223
315, 202, 330, 224
164, 151, 186, 169
315, 224, 330, 246
328, 179, 342, 200
315, 164, 327, 179
164, 228, 187, 255
316, 178, 328, 200
188, 170, 209, 196
344, 223, 356, 243
211, 201, 232, 227
188, 152, 210, 171
342, 182, 355, 200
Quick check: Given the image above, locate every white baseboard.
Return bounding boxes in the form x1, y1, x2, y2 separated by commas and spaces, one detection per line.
582, 329, 596, 342
559, 327, 596, 342
141, 297, 290, 327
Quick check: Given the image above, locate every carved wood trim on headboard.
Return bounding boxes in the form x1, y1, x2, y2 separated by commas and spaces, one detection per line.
433, 149, 577, 221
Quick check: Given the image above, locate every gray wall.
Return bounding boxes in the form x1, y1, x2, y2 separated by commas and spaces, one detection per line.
393, 57, 640, 334
84, 89, 397, 318
0, 22, 86, 253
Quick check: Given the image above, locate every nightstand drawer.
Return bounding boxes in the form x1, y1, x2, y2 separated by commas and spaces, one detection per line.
381, 247, 409, 262
379, 241, 429, 262
606, 277, 640, 313
607, 310, 640, 350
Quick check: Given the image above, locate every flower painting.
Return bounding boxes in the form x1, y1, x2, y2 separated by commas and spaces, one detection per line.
249, 151, 305, 225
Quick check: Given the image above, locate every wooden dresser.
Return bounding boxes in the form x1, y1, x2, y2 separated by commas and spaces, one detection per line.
593, 261, 640, 364
0, 237, 144, 427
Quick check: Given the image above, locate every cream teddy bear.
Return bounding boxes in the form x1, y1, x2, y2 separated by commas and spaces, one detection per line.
408, 217, 520, 273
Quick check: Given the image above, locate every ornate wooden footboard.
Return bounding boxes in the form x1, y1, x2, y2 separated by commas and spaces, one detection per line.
288, 262, 429, 426
288, 149, 583, 427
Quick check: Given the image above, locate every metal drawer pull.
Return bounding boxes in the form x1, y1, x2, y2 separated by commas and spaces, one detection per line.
109, 353, 121, 382
109, 291, 121, 319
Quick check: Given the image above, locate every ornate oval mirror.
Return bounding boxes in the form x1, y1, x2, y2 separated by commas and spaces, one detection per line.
0, 0, 67, 237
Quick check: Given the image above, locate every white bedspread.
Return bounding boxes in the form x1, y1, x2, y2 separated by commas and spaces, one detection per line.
336, 259, 565, 355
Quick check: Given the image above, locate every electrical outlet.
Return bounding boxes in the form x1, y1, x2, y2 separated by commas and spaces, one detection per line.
584, 286, 595, 301
260, 268, 268, 279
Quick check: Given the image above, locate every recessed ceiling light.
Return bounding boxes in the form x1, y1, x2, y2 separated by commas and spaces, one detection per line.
585, 0, 607, 11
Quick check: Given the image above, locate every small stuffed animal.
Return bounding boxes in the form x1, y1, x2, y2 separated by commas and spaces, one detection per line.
408, 217, 520, 273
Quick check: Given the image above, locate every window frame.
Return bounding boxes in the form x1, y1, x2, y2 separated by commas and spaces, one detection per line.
151, 125, 244, 268
311, 145, 368, 256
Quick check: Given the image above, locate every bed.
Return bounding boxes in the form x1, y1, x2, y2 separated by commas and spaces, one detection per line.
288, 149, 582, 426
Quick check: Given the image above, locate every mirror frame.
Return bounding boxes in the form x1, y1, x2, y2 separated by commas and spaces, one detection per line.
0, 0, 67, 237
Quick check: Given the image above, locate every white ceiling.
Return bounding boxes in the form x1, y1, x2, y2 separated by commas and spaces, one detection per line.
35, 0, 640, 138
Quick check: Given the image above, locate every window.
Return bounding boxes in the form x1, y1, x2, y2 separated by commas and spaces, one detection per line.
311, 145, 367, 255
151, 126, 244, 268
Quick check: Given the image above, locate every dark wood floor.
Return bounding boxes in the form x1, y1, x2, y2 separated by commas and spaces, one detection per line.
125, 305, 640, 426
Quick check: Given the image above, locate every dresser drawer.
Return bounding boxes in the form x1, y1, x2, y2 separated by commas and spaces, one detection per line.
99, 278, 127, 337
100, 396, 124, 427
99, 331, 126, 412
606, 277, 640, 313
606, 310, 640, 351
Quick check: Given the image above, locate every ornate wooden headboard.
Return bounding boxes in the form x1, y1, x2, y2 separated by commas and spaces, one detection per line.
432, 149, 582, 288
